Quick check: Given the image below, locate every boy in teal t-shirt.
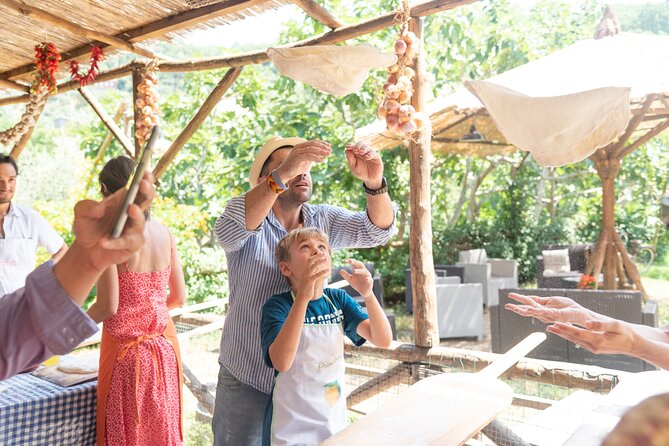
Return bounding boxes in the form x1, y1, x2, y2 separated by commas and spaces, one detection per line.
260, 227, 392, 446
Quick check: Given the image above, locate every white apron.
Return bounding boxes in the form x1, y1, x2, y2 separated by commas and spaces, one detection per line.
270, 294, 347, 446
0, 237, 37, 295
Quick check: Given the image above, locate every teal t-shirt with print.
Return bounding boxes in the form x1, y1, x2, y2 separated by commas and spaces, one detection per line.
260, 287, 368, 369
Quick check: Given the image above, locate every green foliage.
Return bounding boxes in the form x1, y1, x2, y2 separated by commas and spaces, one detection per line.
615, 1, 669, 35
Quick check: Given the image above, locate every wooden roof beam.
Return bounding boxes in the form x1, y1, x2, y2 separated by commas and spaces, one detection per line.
619, 118, 669, 159
612, 93, 657, 157
0, 61, 142, 107
0, 0, 477, 105
0, 0, 273, 81
0, 78, 29, 93
293, 0, 343, 29
158, 0, 478, 72
0, 0, 161, 60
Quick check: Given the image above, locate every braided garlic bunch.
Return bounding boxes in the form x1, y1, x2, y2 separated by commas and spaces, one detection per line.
378, 31, 427, 135
0, 91, 48, 147
134, 61, 160, 148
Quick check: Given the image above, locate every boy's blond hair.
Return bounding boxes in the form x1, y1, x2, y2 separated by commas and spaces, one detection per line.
276, 227, 330, 265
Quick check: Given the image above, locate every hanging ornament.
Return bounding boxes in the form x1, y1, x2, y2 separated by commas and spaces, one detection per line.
68, 45, 104, 86
379, 1, 426, 137
134, 60, 160, 148
32, 41, 61, 94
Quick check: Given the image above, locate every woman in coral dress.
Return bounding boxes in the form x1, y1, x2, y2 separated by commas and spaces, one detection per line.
88, 156, 187, 446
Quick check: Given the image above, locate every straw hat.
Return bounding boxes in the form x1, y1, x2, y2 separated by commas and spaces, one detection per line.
248, 136, 306, 186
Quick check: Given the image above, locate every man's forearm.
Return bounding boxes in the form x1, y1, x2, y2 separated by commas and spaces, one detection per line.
53, 242, 101, 306
365, 192, 394, 230
244, 181, 279, 230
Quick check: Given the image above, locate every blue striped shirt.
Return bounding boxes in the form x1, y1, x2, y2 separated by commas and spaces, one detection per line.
215, 194, 396, 393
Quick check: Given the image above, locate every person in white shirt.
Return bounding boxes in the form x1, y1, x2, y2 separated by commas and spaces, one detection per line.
0, 155, 67, 295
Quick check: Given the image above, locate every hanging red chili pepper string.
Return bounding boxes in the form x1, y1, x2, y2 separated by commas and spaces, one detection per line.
68, 45, 104, 86
32, 41, 61, 94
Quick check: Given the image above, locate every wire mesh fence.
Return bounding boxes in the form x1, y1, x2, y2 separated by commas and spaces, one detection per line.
341, 343, 625, 446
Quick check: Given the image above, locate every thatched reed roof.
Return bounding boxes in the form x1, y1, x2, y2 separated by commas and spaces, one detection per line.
0, 0, 291, 89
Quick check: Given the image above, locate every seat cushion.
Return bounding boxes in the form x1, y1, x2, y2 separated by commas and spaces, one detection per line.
542, 249, 571, 274
458, 249, 488, 264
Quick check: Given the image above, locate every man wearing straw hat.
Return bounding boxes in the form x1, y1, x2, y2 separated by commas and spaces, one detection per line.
213, 137, 396, 445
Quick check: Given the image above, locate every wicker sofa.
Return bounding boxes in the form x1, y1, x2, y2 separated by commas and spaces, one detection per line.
491, 287, 658, 372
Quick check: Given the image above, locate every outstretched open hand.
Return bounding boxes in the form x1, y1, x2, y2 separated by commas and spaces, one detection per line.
505, 293, 593, 326
339, 259, 373, 298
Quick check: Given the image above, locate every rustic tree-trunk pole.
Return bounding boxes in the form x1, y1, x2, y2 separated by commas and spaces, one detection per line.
9, 97, 47, 160
587, 151, 646, 298
408, 17, 439, 348
153, 67, 242, 180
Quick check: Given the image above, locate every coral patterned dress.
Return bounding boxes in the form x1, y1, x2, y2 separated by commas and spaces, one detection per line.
96, 256, 183, 446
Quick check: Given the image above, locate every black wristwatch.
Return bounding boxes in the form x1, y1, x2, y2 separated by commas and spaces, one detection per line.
363, 177, 388, 195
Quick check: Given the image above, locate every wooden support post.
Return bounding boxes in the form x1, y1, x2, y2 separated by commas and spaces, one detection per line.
132, 68, 142, 158
591, 155, 621, 289
153, 67, 242, 180
93, 102, 129, 166
79, 88, 134, 157
612, 231, 647, 300
408, 17, 439, 348
9, 97, 47, 160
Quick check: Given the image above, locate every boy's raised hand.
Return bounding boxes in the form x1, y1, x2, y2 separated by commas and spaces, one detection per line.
339, 259, 373, 298
295, 252, 330, 303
